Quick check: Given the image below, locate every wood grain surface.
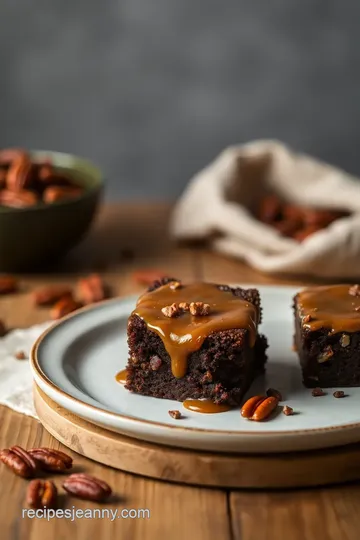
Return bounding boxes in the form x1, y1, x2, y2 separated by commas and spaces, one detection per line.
0, 202, 359, 540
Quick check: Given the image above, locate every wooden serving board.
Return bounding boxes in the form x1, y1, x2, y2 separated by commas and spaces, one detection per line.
34, 385, 360, 489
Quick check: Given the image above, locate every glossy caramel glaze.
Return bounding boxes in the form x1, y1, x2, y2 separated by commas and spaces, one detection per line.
183, 399, 232, 413
133, 282, 259, 378
115, 369, 128, 384
297, 284, 360, 334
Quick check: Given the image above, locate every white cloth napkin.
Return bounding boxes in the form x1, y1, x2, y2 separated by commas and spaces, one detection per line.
171, 140, 360, 278
0, 322, 51, 418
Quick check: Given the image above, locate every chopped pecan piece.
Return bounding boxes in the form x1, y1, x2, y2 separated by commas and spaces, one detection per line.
282, 405, 294, 416
161, 303, 179, 318
333, 391, 345, 399
312, 387, 326, 397
349, 284, 360, 297
168, 410, 182, 419
340, 334, 350, 348
15, 350, 27, 360
189, 302, 210, 316
179, 302, 190, 311
149, 355, 162, 371
169, 281, 182, 290
33, 285, 73, 306
317, 345, 333, 363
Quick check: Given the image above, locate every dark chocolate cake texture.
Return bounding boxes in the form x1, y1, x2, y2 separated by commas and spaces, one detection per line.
125, 278, 267, 406
294, 284, 360, 388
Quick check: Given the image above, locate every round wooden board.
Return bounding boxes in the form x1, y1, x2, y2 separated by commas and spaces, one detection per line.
34, 385, 360, 489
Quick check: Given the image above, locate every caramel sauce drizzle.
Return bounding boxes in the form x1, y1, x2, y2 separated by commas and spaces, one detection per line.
115, 369, 128, 384
297, 284, 360, 333
183, 399, 232, 414
133, 282, 258, 379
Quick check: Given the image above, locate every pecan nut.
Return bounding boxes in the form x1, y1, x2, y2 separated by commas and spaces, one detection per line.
0, 275, 18, 294
0, 148, 28, 166
62, 473, 112, 502
161, 303, 179, 318
0, 189, 38, 208
42, 186, 83, 203
266, 388, 283, 401
77, 274, 106, 305
168, 410, 182, 419
0, 446, 38, 478
27, 479, 58, 509
6, 154, 34, 191
51, 296, 82, 320
189, 302, 210, 316
28, 448, 73, 472
33, 285, 73, 306
241, 395, 279, 421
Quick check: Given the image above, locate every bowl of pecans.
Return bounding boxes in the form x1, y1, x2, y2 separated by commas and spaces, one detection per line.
0, 148, 103, 271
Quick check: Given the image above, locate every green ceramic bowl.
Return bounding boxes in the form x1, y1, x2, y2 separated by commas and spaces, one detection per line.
0, 150, 104, 272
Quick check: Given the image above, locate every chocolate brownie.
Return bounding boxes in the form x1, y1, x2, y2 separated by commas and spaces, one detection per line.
294, 284, 360, 387
125, 278, 268, 406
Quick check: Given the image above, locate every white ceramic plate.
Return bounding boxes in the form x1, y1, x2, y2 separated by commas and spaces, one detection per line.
31, 286, 360, 454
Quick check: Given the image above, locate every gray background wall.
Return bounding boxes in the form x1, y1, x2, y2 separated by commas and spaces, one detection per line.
1, 1, 359, 199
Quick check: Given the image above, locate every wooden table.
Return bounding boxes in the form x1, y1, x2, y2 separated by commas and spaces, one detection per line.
1, 203, 360, 540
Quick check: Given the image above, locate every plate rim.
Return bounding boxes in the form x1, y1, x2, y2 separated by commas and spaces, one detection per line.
30, 291, 360, 438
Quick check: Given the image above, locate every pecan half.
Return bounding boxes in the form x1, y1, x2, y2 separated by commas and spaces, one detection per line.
42, 186, 83, 203
28, 448, 73, 472
27, 479, 58, 509
51, 296, 82, 319
62, 473, 112, 502
0, 148, 28, 166
189, 302, 210, 316
0, 189, 38, 208
0, 446, 38, 478
241, 395, 267, 419
0, 276, 17, 294
333, 391, 345, 399
317, 345, 333, 363
77, 274, 106, 305
33, 285, 73, 306
241, 395, 279, 421
6, 154, 34, 191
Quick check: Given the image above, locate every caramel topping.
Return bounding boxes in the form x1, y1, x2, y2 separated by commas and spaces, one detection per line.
115, 369, 128, 384
297, 284, 360, 334
133, 282, 259, 379
183, 399, 232, 414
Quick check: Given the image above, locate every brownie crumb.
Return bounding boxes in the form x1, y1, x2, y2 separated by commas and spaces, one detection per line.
349, 284, 360, 296
189, 302, 210, 316
168, 410, 182, 419
283, 405, 294, 416
312, 387, 326, 397
15, 350, 27, 360
266, 388, 283, 401
333, 391, 345, 399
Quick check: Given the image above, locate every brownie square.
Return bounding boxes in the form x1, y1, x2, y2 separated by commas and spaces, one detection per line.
294, 284, 360, 387
125, 278, 267, 406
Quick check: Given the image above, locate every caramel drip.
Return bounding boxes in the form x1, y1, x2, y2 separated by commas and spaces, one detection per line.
183, 399, 232, 414
133, 282, 258, 378
115, 369, 128, 384
297, 284, 360, 334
